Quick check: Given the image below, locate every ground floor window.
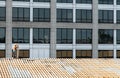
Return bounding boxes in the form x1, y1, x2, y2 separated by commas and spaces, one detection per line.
0, 50, 5, 58
56, 50, 72, 58
19, 50, 29, 58
117, 50, 120, 58
76, 50, 92, 58
98, 50, 113, 58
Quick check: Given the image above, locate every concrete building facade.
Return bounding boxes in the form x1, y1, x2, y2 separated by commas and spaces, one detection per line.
0, 0, 120, 58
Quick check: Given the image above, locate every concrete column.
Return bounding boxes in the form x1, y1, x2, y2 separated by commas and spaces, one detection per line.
30, 0, 33, 22
114, 0, 117, 24
114, 29, 117, 59
30, 28, 33, 58
6, 0, 12, 58
73, 0, 76, 23
73, 29, 76, 58
50, 0, 56, 58
92, 0, 98, 58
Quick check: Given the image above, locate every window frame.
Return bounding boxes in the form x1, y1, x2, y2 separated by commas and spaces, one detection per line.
98, 10, 113, 23
57, 50, 73, 58
33, 8, 50, 22
57, 9, 73, 22
12, 7, 30, 22
57, 28, 73, 44
12, 28, 30, 43
99, 29, 113, 44
76, 29, 92, 44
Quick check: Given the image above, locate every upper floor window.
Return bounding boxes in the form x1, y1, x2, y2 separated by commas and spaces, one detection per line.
117, 0, 120, 5
33, 28, 50, 43
12, 7, 30, 22
57, 0, 73, 3
117, 30, 120, 44
117, 10, 120, 23
57, 9, 73, 22
33, 8, 50, 22
99, 0, 113, 4
98, 10, 113, 23
76, 9, 92, 23
12, 28, 30, 43
0, 7, 6, 21
13, 0, 29, 1
99, 29, 113, 44
76, 29, 92, 44
33, 0, 50, 2
76, 0, 92, 4
0, 28, 5, 43
57, 28, 73, 44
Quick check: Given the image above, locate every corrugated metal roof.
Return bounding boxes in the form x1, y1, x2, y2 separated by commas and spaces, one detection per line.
0, 58, 120, 78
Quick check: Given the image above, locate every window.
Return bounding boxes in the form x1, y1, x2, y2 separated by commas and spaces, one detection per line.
117, 30, 120, 44
76, 50, 92, 58
99, 10, 113, 23
99, 0, 113, 4
57, 28, 73, 44
33, 8, 50, 22
33, 0, 50, 2
99, 29, 113, 44
0, 50, 5, 58
76, 9, 92, 23
33, 28, 50, 43
117, 0, 120, 5
57, 50, 73, 58
76, 0, 92, 4
0, 28, 5, 43
98, 50, 113, 58
12, 28, 30, 43
57, 0, 73, 3
57, 9, 73, 22
13, 0, 29, 1
12, 7, 30, 21
19, 50, 29, 58
117, 10, 120, 23
0, 7, 6, 21
76, 29, 92, 44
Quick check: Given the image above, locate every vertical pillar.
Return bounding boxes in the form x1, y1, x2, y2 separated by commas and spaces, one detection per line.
50, 0, 56, 58
73, 0, 76, 23
30, 0, 33, 22
73, 29, 76, 58
92, 0, 98, 58
114, 0, 117, 24
114, 0, 117, 59
30, 28, 33, 58
6, 0, 12, 58
114, 29, 117, 59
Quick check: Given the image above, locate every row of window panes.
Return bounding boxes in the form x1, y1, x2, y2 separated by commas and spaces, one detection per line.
1, 7, 120, 23
0, 28, 120, 44
12, 0, 50, 2
12, 0, 92, 4
56, 50, 120, 58
1, 0, 120, 5
99, 0, 120, 5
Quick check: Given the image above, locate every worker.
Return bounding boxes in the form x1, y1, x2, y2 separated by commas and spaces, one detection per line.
12, 44, 18, 58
